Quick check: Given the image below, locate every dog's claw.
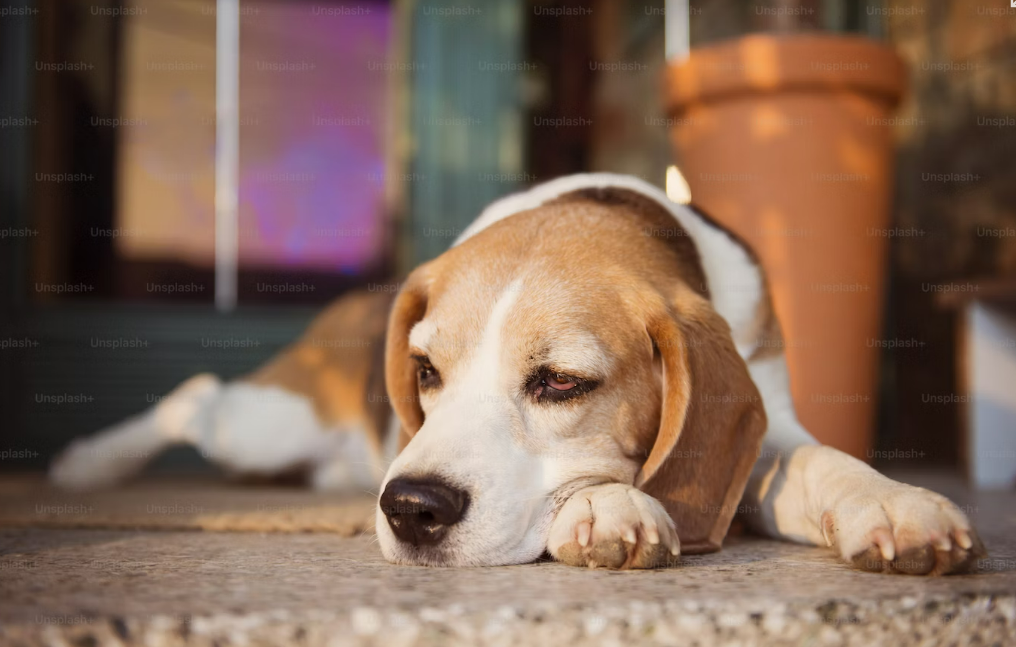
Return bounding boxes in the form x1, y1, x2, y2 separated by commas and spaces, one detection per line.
956, 530, 973, 550
576, 521, 591, 547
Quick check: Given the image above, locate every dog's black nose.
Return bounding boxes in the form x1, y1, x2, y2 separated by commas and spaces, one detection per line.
380, 478, 469, 546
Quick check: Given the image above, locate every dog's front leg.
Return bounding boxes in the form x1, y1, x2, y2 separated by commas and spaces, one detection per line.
738, 354, 986, 575
742, 421, 987, 575
547, 483, 681, 569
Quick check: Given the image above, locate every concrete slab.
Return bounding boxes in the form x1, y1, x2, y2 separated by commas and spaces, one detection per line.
1, 474, 1014, 646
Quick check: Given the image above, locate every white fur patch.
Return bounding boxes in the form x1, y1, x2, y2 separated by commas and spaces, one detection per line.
200, 384, 380, 489
408, 318, 438, 354
748, 354, 816, 453
311, 429, 384, 492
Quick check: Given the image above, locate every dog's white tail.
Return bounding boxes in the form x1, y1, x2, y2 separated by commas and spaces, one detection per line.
49, 373, 222, 489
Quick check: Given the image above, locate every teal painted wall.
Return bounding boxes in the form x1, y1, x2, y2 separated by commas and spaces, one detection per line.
408, 0, 526, 264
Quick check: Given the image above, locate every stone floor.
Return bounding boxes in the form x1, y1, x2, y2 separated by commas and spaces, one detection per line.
1, 473, 1014, 646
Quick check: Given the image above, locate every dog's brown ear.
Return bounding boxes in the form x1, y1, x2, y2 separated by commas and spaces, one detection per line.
384, 268, 431, 447
636, 295, 767, 554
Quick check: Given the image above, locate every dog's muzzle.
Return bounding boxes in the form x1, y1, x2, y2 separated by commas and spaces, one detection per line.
379, 477, 469, 546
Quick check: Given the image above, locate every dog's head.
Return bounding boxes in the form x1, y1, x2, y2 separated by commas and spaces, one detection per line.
376, 183, 767, 566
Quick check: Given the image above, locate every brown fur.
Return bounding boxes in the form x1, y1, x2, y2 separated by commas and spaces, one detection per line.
560, 191, 783, 362
637, 294, 767, 553
384, 273, 429, 450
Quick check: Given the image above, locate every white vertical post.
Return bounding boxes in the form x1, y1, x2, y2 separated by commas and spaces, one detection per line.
664, 0, 690, 62
664, 0, 691, 200
967, 302, 1016, 490
215, 0, 240, 312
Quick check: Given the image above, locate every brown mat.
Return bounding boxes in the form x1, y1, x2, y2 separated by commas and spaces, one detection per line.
0, 475, 376, 536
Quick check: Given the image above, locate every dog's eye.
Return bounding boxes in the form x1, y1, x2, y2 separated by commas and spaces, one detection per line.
412, 355, 441, 390
527, 368, 597, 403
545, 373, 577, 390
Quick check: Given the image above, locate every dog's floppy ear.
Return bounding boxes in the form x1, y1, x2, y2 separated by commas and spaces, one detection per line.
636, 294, 767, 554
384, 268, 431, 448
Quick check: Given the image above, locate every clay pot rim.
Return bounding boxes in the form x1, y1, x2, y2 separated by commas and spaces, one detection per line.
665, 33, 907, 114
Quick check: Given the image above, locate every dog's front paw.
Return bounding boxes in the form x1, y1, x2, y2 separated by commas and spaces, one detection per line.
548, 483, 680, 569
821, 482, 986, 575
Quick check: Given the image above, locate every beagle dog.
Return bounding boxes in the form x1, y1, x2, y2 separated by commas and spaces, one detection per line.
51, 173, 985, 574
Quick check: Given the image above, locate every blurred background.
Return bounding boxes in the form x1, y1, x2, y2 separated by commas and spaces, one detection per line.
1, 0, 1014, 487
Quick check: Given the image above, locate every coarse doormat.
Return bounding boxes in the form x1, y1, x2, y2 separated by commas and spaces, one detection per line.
0, 475, 376, 535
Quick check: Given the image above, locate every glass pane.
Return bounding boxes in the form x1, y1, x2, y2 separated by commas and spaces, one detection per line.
28, 0, 395, 305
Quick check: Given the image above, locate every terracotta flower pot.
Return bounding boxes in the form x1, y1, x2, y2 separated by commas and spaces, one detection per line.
664, 34, 906, 460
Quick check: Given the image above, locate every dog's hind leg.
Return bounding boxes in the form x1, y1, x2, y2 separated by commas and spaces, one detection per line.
49, 373, 222, 489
